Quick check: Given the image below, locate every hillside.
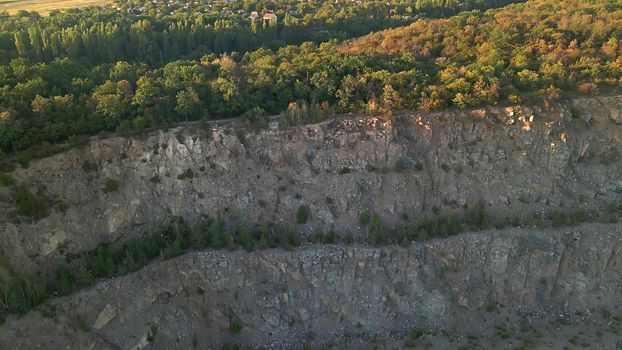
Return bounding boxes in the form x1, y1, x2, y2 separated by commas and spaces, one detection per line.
341, 0, 622, 107
0, 0, 621, 348
0, 94, 621, 347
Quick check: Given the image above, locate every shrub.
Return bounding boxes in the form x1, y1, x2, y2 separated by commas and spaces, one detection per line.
254, 223, 300, 249
532, 213, 544, 227
81, 161, 97, 172
51, 265, 72, 297
77, 265, 94, 286
147, 325, 158, 342
149, 175, 161, 183
338, 167, 351, 175
309, 230, 336, 244
57, 200, 69, 214
177, 168, 194, 180
103, 179, 119, 193
368, 214, 387, 245
410, 328, 423, 341
570, 106, 582, 120
485, 302, 498, 312
242, 107, 268, 129
0, 274, 47, 314
238, 230, 254, 251
411, 215, 462, 240
359, 211, 371, 226
464, 202, 490, 230
11, 185, 49, 220
296, 205, 310, 224
15, 152, 33, 168
68, 135, 87, 147
210, 226, 234, 250
228, 317, 243, 334
192, 334, 198, 346
549, 210, 588, 227
116, 120, 134, 135
344, 232, 355, 244
0, 174, 14, 187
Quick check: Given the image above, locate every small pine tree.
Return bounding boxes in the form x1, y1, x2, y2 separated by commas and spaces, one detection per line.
368, 214, 386, 245
296, 205, 310, 224
77, 265, 94, 286
238, 230, 254, 251
53, 265, 72, 296
359, 212, 371, 226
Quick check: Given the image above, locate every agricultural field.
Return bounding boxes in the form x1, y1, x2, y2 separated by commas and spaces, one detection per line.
0, 0, 110, 15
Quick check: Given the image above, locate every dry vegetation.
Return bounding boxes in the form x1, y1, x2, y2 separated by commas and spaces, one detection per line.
0, 0, 111, 16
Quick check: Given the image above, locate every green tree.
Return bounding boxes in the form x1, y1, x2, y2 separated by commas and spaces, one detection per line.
175, 88, 200, 122
296, 205, 310, 224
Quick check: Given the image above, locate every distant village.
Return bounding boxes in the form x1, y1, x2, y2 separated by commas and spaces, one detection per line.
107, 0, 385, 20
109, 0, 294, 20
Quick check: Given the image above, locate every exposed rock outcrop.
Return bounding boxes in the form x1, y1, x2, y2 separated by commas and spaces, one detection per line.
0, 223, 620, 349
1, 96, 621, 349
3, 96, 622, 273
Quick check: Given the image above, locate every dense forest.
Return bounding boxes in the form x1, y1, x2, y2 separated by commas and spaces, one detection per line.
0, 0, 621, 160
0, 0, 521, 66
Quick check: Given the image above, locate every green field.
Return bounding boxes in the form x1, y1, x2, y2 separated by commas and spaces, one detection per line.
0, 0, 111, 15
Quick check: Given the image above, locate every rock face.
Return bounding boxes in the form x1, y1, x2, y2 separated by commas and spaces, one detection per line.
0, 223, 620, 349
2, 96, 622, 273
0, 96, 621, 349
1, 96, 622, 274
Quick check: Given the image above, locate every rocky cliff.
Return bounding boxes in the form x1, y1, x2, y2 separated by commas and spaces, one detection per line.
1, 95, 621, 274
0, 223, 620, 349
0, 95, 622, 348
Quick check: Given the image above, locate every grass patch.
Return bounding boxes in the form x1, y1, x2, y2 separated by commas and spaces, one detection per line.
296, 205, 310, 224
103, 179, 119, 193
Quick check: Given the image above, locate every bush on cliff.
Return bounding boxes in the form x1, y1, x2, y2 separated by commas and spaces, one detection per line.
11, 185, 49, 220
296, 205, 310, 224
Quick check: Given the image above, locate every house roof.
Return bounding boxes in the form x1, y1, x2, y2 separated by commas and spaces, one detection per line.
262, 12, 277, 20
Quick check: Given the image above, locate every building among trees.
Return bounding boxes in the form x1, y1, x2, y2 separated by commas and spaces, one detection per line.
262, 11, 277, 22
